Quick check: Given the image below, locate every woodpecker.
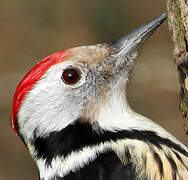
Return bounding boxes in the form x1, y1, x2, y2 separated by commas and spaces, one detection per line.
12, 13, 188, 180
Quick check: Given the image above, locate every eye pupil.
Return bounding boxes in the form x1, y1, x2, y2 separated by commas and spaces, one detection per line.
67, 71, 76, 80
62, 68, 81, 85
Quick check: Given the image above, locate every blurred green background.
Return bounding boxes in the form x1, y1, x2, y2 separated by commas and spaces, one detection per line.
0, 0, 187, 179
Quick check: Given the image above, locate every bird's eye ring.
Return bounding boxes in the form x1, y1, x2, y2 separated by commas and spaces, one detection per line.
61, 67, 81, 85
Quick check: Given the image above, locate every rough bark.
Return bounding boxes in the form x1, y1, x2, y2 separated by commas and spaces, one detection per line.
167, 0, 188, 134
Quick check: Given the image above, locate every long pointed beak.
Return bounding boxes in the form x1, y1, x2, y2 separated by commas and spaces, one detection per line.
111, 13, 167, 58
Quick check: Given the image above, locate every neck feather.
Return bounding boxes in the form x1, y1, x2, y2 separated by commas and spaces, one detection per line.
32, 120, 188, 179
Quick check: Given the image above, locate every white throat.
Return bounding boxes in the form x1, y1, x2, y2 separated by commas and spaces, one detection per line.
96, 85, 187, 151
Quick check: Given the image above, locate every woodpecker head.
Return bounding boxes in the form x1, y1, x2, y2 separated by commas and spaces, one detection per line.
12, 14, 167, 154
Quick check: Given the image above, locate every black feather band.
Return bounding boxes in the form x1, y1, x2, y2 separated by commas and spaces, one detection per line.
33, 119, 188, 166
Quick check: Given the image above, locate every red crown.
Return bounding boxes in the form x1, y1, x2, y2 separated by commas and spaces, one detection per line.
11, 49, 71, 134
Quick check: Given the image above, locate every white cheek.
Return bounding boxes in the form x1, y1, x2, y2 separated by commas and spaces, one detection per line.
18, 63, 84, 141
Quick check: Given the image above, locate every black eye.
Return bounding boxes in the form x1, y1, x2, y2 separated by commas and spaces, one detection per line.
61, 68, 81, 85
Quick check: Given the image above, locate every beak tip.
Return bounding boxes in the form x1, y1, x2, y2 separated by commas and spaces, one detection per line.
161, 13, 168, 19
156, 13, 167, 25
111, 13, 168, 57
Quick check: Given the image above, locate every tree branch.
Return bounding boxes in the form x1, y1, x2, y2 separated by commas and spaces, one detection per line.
167, 0, 188, 134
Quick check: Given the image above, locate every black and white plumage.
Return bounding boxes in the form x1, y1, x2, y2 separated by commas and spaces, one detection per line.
12, 13, 188, 180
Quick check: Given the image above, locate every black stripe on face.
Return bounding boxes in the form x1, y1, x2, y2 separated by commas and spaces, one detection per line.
32, 120, 188, 166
